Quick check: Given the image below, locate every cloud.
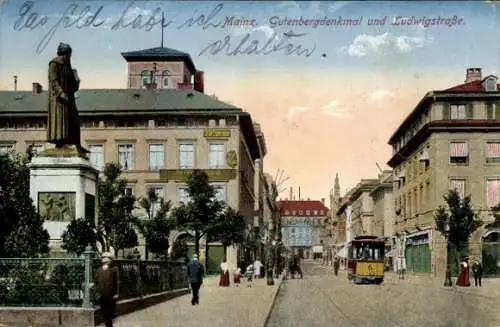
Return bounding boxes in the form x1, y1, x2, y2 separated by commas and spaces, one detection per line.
320, 100, 351, 118
287, 106, 310, 117
340, 32, 433, 57
367, 89, 395, 101
231, 25, 277, 39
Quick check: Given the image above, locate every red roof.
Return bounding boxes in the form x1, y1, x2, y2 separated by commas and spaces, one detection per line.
277, 200, 329, 217
439, 76, 500, 93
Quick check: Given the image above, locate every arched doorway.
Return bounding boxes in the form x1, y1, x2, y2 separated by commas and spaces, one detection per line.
482, 231, 500, 277
171, 232, 195, 261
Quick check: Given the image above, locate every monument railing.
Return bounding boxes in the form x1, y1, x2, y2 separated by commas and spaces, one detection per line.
0, 249, 188, 307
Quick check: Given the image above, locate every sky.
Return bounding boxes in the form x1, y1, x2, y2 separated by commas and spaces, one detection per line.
0, 0, 499, 201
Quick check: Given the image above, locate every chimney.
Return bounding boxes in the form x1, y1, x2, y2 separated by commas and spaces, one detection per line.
290, 187, 293, 201
145, 83, 157, 90
321, 198, 325, 205
178, 83, 193, 89
194, 71, 204, 93
32, 82, 42, 95
465, 68, 482, 83
14, 76, 18, 91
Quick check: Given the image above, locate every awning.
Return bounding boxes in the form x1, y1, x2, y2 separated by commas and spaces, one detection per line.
336, 247, 347, 258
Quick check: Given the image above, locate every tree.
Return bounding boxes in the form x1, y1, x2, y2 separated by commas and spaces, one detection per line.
210, 206, 247, 247
98, 163, 138, 256
61, 216, 99, 256
0, 149, 49, 258
136, 188, 174, 259
435, 189, 483, 282
170, 170, 224, 256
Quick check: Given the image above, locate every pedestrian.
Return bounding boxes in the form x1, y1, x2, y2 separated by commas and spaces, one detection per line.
95, 252, 119, 327
245, 264, 254, 287
472, 260, 483, 287
186, 254, 204, 305
333, 256, 340, 276
233, 267, 242, 287
219, 258, 230, 287
253, 258, 263, 280
456, 256, 471, 287
293, 254, 303, 279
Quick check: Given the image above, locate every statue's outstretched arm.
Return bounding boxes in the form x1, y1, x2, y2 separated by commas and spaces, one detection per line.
48, 62, 65, 99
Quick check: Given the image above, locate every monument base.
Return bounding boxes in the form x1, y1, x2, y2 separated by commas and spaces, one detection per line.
29, 154, 99, 250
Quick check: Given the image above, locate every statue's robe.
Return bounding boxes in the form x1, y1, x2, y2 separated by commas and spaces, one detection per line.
47, 56, 81, 147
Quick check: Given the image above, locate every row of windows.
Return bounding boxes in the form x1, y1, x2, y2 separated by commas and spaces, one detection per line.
89, 142, 228, 171
395, 177, 500, 218
393, 102, 500, 153
132, 183, 227, 215
0, 118, 234, 130
140, 70, 171, 88
0, 142, 230, 172
282, 209, 326, 216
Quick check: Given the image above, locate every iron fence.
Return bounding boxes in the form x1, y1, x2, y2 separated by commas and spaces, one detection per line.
0, 248, 188, 307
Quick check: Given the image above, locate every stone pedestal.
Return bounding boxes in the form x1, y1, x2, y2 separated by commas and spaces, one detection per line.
29, 155, 98, 245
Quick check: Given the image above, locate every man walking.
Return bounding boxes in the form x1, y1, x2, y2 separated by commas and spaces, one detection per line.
95, 252, 120, 327
187, 254, 204, 305
472, 260, 483, 287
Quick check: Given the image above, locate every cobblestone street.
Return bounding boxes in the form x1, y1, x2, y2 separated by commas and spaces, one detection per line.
266, 261, 500, 327
97, 275, 280, 327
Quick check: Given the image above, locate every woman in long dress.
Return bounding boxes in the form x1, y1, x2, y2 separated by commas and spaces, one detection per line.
456, 256, 471, 287
219, 259, 230, 287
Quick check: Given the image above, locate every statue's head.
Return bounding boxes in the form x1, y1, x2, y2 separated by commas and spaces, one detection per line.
57, 43, 72, 57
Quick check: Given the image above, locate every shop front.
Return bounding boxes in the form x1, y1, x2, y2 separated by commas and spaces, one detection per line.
405, 230, 432, 273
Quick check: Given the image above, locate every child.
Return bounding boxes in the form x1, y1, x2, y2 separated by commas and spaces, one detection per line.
245, 264, 254, 288
233, 267, 242, 287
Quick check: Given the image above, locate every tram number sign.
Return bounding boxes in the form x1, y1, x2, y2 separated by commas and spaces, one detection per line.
367, 264, 375, 276
356, 262, 382, 276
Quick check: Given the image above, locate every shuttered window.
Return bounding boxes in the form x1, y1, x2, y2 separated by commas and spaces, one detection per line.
450, 142, 469, 164
486, 142, 500, 163
446, 104, 473, 119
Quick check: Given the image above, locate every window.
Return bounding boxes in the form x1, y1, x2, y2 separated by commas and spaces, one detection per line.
487, 179, 500, 207
211, 183, 227, 202
486, 103, 500, 119
449, 104, 470, 120
89, 144, 104, 171
306, 210, 310, 215
179, 144, 194, 169
0, 144, 14, 154
208, 143, 225, 168
320, 210, 324, 215
298, 210, 303, 215
450, 179, 466, 199
178, 185, 191, 204
118, 144, 133, 170
313, 210, 318, 215
140, 70, 150, 88
486, 78, 497, 92
124, 187, 133, 196
162, 70, 169, 88
486, 142, 500, 163
148, 144, 164, 170
450, 142, 468, 164
292, 210, 296, 215
148, 186, 164, 215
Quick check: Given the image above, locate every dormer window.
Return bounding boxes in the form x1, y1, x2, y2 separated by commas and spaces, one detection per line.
485, 76, 498, 92
162, 70, 169, 88
140, 70, 149, 88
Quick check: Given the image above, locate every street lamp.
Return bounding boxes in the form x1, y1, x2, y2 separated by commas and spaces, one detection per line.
444, 221, 453, 287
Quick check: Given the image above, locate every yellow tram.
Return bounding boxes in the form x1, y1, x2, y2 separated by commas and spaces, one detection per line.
346, 235, 385, 284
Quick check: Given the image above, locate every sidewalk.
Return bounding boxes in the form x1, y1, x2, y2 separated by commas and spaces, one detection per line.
384, 271, 500, 299
98, 275, 282, 327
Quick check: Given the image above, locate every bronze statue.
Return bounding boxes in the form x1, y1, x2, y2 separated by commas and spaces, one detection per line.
46, 43, 89, 156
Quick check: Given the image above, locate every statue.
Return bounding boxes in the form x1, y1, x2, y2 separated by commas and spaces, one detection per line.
45, 42, 89, 157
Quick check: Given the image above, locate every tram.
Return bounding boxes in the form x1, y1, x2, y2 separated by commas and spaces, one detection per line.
346, 235, 385, 284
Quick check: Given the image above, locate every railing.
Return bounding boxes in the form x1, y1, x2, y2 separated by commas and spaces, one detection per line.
0, 247, 188, 307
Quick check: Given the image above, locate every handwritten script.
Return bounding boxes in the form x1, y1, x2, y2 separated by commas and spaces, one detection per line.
13, 0, 315, 57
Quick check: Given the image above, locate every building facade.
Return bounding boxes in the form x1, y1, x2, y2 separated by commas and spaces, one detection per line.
278, 200, 329, 259
387, 68, 500, 276
0, 46, 264, 269
369, 170, 394, 270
